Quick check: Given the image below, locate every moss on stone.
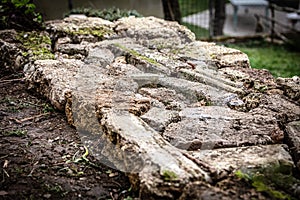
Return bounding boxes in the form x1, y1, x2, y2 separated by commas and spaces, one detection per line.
113, 43, 161, 66
162, 170, 178, 182
67, 26, 113, 39
18, 31, 54, 60
235, 163, 300, 200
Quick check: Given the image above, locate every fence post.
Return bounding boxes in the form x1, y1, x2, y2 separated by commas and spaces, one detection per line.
161, 0, 181, 23
212, 0, 226, 36
270, 4, 275, 43
209, 0, 214, 39
68, 0, 73, 10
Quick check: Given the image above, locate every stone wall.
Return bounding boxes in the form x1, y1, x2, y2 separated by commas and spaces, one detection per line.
1, 15, 299, 199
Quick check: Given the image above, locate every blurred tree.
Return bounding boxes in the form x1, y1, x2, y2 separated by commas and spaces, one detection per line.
0, 0, 43, 30
211, 0, 226, 36
161, 0, 181, 23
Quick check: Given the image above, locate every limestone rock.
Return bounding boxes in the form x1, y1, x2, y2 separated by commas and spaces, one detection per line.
11, 16, 300, 199
114, 16, 195, 48
0, 30, 25, 71
24, 59, 83, 110
285, 121, 300, 170
190, 144, 294, 173
164, 106, 284, 150
277, 76, 300, 104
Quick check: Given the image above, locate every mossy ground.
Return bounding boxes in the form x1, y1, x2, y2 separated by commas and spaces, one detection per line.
17, 31, 54, 60
235, 164, 300, 200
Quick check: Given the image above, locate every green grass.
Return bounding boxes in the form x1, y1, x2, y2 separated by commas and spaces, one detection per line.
179, 0, 209, 17
178, 2, 299, 77
224, 40, 300, 78
181, 22, 209, 39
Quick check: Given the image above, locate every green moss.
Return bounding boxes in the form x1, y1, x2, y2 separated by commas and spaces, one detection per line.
67, 26, 113, 40
18, 31, 54, 60
210, 53, 218, 59
113, 43, 161, 66
4, 129, 27, 137
162, 170, 178, 182
235, 164, 300, 200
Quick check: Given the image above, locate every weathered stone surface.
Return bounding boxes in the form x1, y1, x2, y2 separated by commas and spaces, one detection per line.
114, 16, 195, 48
285, 121, 300, 170
190, 144, 294, 173
0, 31, 25, 71
164, 106, 284, 150
277, 76, 300, 104
8, 16, 298, 199
46, 16, 114, 44
24, 59, 83, 110
251, 94, 300, 122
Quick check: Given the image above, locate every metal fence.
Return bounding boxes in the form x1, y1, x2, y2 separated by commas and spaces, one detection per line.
179, 0, 211, 39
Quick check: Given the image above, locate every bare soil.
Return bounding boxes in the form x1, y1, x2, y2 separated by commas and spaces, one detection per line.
0, 68, 133, 200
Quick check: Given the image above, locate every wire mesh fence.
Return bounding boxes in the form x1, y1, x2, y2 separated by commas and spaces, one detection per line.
179, 0, 211, 39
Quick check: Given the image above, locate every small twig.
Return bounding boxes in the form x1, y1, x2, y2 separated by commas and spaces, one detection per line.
11, 112, 50, 124
52, 162, 66, 166
110, 180, 122, 188
182, 151, 217, 174
28, 161, 39, 177
3, 169, 9, 178
0, 78, 24, 84
0, 155, 9, 160
110, 192, 115, 200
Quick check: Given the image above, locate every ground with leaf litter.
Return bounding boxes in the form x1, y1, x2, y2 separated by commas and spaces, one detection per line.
0, 68, 134, 199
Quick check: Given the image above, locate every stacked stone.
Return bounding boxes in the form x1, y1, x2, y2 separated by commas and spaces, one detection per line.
1, 15, 299, 199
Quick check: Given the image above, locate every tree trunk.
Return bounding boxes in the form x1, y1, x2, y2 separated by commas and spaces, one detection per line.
68, 0, 73, 10
161, 0, 181, 23
212, 0, 226, 36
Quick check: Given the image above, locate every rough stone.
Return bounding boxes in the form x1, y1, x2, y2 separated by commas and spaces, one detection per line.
140, 107, 180, 132
6, 15, 298, 199
190, 144, 294, 173
164, 106, 284, 150
0, 38, 25, 71
277, 76, 300, 104
114, 16, 195, 48
24, 59, 83, 110
285, 121, 300, 170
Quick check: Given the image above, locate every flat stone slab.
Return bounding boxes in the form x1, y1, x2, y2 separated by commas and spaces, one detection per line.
164, 106, 284, 150
189, 144, 294, 173
3, 16, 297, 198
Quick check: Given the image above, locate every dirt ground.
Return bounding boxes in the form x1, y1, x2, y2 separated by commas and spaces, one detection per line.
0, 68, 134, 199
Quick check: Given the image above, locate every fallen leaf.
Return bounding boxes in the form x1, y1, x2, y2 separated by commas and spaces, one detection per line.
109, 172, 118, 177
43, 193, 51, 198
3, 160, 9, 168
